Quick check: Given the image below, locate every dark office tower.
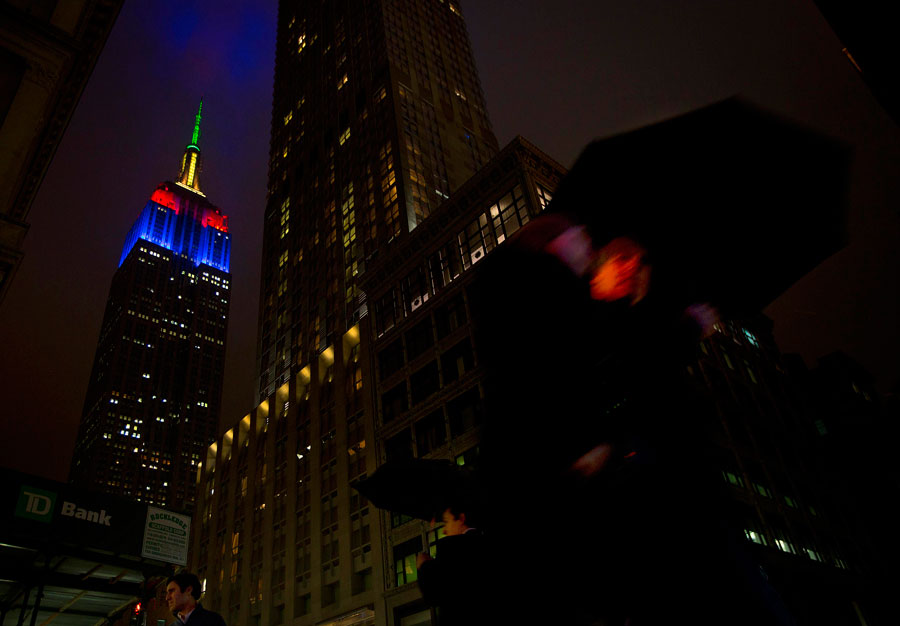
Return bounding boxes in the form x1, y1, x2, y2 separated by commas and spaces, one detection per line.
70, 102, 231, 511
257, 0, 498, 401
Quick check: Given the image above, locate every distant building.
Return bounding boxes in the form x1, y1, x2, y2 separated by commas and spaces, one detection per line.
0, 0, 123, 305
70, 102, 231, 512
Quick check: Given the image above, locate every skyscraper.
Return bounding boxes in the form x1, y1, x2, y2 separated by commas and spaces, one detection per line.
70, 102, 231, 511
190, 3, 501, 625
257, 0, 498, 401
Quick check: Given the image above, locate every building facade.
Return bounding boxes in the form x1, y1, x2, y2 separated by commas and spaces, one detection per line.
70, 103, 231, 512
193, 3, 500, 624
191, 137, 565, 626
256, 0, 498, 403
0, 0, 123, 305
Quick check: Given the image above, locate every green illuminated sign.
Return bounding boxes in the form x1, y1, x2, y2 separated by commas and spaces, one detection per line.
16, 486, 57, 523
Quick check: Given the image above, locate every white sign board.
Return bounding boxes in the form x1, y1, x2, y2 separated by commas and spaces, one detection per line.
141, 506, 191, 565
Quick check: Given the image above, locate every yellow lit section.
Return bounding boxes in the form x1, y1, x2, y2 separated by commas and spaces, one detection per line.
223, 428, 234, 460
318, 347, 335, 384
296, 364, 311, 402
276, 382, 290, 420
239, 415, 251, 447
343, 324, 360, 364
186, 152, 198, 188
255, 399, 270, 434
206, 442, 217, 473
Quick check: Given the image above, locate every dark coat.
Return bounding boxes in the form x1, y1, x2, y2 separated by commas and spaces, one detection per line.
417, 530, 488, 626
171, 604, 226, 626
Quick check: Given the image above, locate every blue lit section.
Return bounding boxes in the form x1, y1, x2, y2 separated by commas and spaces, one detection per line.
119, 200, 231, 272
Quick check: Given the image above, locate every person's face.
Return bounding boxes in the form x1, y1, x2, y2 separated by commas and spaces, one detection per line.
441, 508, 468, 536
590, 251, 650, 304
166, 582, 193, 613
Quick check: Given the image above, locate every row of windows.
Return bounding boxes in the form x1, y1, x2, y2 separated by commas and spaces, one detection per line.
374, 184, 533, 337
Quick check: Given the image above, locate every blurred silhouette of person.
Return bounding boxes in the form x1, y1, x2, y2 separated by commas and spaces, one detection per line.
474, 212, 792, 625
415, 503, 488, 626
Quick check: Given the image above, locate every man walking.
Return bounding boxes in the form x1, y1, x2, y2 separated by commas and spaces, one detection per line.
416, 504, 488, 626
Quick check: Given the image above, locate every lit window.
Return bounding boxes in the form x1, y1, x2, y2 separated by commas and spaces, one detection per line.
742, 328, 759, 347
722, 470, 744, 488
775, 539, 795, 554
744, 529, 767, 545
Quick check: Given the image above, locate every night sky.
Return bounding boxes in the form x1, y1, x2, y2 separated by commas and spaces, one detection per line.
1, 0, 897, 482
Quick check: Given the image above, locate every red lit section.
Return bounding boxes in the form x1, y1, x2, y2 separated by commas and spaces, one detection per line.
203, 208, 229, 232
150, 187, 178, 213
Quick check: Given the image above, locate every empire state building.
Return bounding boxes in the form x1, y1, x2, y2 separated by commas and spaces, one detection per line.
70, 102, 232, 511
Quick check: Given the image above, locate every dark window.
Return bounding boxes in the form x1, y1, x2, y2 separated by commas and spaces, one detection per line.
378, 338, 404, 379
322, 581, 339, 605
402, 266, 430, 315
435, 293, 467, 339
352, 567, 372, 595
410, 361, 440, 405
448, 387, 482, 437
441, 338, 474, 384
386, 428, 413, 461
405, 318, 434, 360
391, 511, 414, 528
375, 289, 398, 336
429, 242, 463, 292
382, 381, 408, 422
1, 48, 26, 129
454, 445, 480, 468
415, 409, 447, 455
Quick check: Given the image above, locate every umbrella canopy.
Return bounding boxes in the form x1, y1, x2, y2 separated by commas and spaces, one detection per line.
547, 97, 851, 318
352, 457, 481, 521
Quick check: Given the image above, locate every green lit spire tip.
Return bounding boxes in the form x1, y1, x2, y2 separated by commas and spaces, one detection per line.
190, 98, 203, 148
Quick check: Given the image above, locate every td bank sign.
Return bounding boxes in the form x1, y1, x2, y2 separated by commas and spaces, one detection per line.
16, 486, 112, 526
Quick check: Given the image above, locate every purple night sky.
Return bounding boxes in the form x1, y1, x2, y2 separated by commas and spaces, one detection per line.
1, 0, 898, 481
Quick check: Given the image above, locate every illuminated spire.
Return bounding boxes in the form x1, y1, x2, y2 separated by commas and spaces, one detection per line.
177, 98, 204, 193
191, 98, 202, 148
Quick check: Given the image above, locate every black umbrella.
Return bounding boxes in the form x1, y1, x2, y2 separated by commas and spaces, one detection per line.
547, 97, 851, 318
352, 457, 480, 521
